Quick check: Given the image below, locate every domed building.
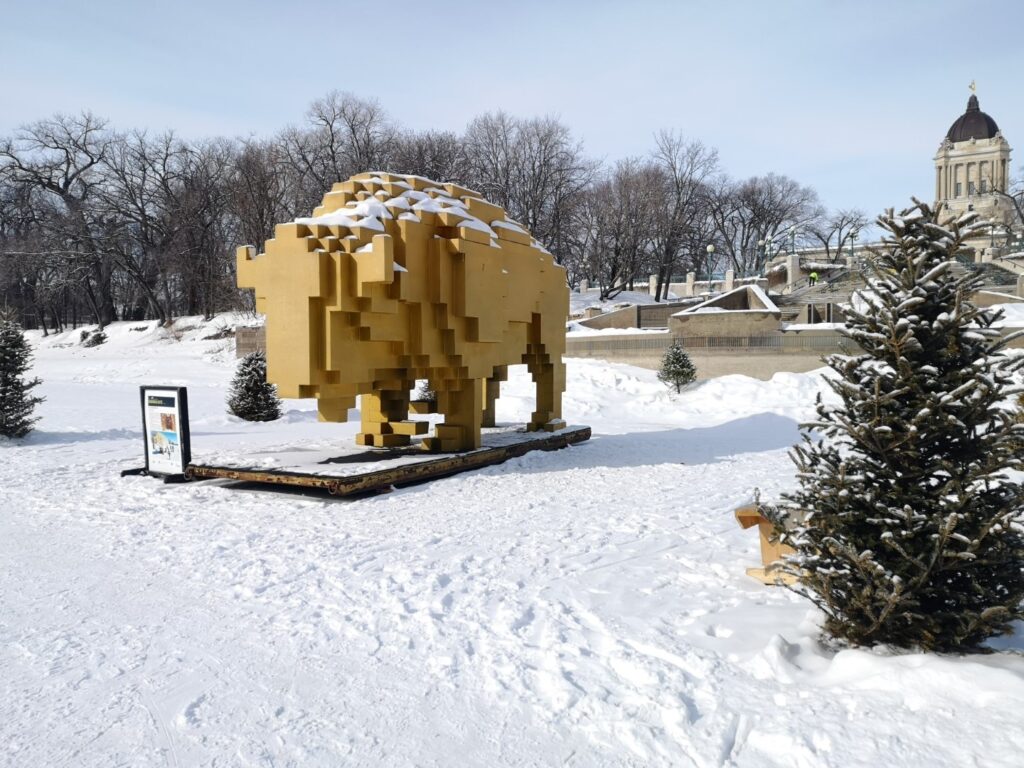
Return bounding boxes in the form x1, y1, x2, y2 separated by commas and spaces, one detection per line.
934, 92, 1013, 246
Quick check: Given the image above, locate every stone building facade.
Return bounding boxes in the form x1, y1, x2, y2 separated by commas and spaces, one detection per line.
934, 92, 1014, 243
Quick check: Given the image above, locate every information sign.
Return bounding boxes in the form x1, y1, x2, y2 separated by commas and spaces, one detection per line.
139, 386, 191, 477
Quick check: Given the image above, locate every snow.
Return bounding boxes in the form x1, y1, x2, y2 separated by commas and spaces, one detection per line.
2, 316, 1023, 767
989, 301, 1024, 327
783, 322, 847, 331
295, 180, 498, 240
566, 323, 670, 337
673, 284, 779, 317
492, 219, 528, 234
569, 290, 680, 317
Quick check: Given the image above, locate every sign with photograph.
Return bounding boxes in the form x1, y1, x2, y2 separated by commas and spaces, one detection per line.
139, 386, 191, 477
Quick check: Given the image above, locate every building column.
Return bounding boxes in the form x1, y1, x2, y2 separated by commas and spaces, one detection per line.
785, 253, 800, 293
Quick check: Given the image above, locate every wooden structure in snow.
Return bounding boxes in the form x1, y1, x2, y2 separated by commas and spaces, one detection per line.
186, 425, 591, 497
735, 503, 798, 585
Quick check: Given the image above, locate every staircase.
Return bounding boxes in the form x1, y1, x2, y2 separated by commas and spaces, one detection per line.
973, 262, 1017, 290
770, 258, 1019, 326
775, 270, 865, 314
951, 258, 1018, 291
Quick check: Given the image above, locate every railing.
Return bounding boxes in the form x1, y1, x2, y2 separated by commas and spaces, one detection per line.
565, 334, 674, 355
677, 334, 854, 352
565, 332, 856, 356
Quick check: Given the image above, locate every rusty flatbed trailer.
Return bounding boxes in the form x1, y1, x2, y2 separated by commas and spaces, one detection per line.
185, 425, 591, 497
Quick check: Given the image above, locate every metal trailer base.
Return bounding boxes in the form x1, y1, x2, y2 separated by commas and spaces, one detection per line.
185, 425, 591, 497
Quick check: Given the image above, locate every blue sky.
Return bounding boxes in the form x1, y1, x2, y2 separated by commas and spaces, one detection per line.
3, 0, 1022, 223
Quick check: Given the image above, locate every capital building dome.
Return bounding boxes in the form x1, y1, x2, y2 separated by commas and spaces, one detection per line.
946, 94, 1001, 143
934, 91, 1012, 238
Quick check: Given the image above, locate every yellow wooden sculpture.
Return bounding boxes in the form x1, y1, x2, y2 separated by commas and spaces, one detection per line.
237, 173, 568, 452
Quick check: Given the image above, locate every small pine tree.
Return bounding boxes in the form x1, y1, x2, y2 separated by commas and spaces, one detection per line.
82, 329, 107, 347
658, 340, 697, 393
771, 201, 1024, 651
414, 380, 436, 403
227, 351, 282, 421
0, 320, 44, 438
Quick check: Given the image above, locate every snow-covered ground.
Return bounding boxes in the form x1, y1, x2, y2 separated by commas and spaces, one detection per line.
566, 323, 670, 337
570, 289, 677, 317
3, 317, 1023, 768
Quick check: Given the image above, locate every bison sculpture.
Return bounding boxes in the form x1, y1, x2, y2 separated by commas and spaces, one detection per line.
237, 173, 568, 452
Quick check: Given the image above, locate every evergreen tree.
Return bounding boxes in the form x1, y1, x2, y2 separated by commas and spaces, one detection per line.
658, 340, 697, 393
0, 320, 44, 438
227, 351, 282, 421
771, 201, 1024, 651
414, 379, 436, 404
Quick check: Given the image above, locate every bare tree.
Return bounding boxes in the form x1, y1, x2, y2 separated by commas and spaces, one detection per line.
230, 137, 296, 249
279, 91, 398, 211
576, 158, 661, 299
464, 112, 595, 258
807, 208, 868, 263
391, 129, 471, 185
0, 112, 116, 326
991, 169, 1024, 238
709, 173, 820, 276
649, 132, 718, 300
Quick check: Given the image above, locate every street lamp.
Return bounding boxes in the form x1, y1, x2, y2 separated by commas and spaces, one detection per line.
757, 239, 765, 275
706, 243, 715, 292
990, 217, 996, 249
849, 229, 858, 264
789, 225, 797, 256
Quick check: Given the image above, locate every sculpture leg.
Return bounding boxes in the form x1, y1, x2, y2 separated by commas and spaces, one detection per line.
357, 376, 426, 447
481, 365, 507, 428
316, 395, 356, 423
425, 377, 482, 452
527, 356, 566, 433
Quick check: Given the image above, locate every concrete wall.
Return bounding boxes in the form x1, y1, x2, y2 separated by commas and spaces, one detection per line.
669, 311, 782, 337
972, 290, 1024, 308
565, 331, 850, 381
794, 302, 848, 324
636, 302, 696, 328
564, 334, 837, 380
575, 304, 638, 330
563, 333, 672, 368
684, 351, 831, 380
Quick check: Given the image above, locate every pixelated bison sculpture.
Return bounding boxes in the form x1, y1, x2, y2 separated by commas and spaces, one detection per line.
237, 172, 568, 452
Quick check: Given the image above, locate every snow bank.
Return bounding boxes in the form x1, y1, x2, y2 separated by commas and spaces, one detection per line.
569, 290, 677, 317
566, 323, 670, 337
989, 301, 1024, 327
1, 316, 1020, 768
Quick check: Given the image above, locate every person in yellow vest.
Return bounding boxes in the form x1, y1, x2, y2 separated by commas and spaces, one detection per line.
809, 271, 819, 286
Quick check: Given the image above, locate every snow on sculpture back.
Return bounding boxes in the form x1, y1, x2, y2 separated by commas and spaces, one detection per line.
237, 172, 568, 452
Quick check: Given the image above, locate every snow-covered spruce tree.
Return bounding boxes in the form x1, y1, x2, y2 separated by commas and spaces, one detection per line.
658, 340, 697, 393
415, 379, 436, 404
0, 320, 44, 438
772, 200, 1024, 651
227, 351, 281, 421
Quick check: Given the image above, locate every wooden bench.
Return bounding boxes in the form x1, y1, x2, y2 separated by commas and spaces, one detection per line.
735, 503, 798, 585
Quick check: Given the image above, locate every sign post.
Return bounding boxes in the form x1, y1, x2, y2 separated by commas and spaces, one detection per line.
130, 386, 192, 480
